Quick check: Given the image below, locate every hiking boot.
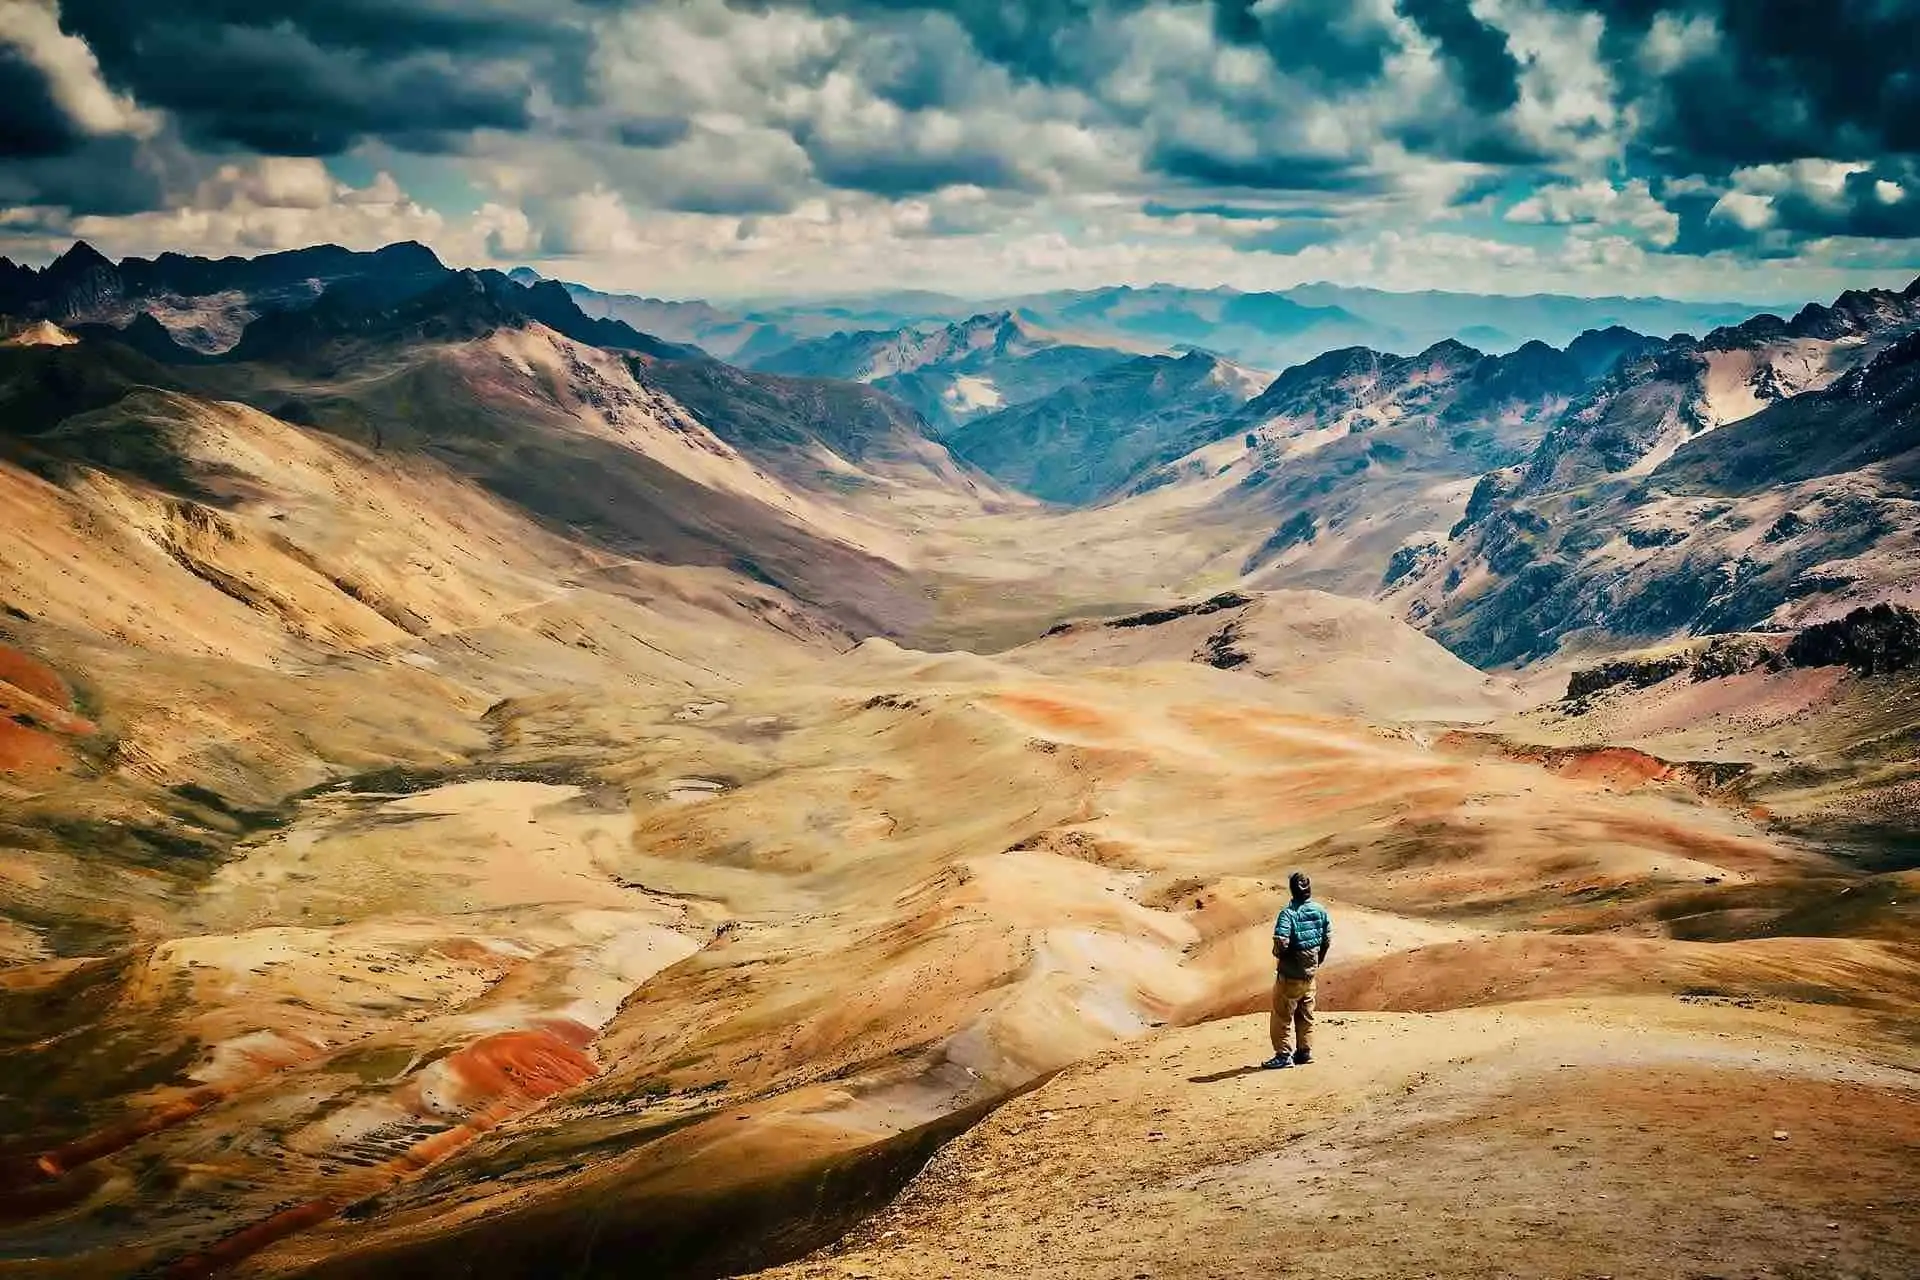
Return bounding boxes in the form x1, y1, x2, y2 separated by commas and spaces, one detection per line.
1261, 1054, 1293, 1069
1293, 1051, 1312, 1066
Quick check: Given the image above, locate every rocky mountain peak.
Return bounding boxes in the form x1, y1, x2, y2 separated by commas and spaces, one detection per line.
371, 240, 445, 273
47, 240, 113, 277
1701, 312, 1791, 351
1418, 337, 1485, 367
1786, 284, 1916, 340
1564, 326, 1662, 381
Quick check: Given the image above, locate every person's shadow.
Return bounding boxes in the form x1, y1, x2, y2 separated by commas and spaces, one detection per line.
1187, 1064, 1268, 1084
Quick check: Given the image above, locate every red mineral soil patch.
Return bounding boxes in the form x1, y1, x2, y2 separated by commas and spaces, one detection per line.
440, 1020, 599, 1107
0, 717, 72, 774
0, 644, 96, 773
1438, 731, 1752, 799
1529, 743, 1675, 786
0, 643, 71, 707
1, 1029, 359, 1234
31, 1029, 328, 1181
164, 1197, 349, 1280
33, 1086, 229, 1181
1172, 704, 1361, 755
428, 937, 518, 967
989, 691, 1117, 736
161, 1023, 602, 1279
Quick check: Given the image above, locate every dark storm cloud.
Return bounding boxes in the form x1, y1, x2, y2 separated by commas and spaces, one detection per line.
805, 1, 1413, 92
1581, 0, 1920, 168
802, 143, 1026, 197
7, 0, 1919, 265
0, 44, 84, 159
0, 135, 168, 216
1667, 158, 1920, 257
56, 0, 581, 66
1210, 0, 1400, 88
615, 117, 694, 149
1783, 163, 1920, 240
780, 0, 1920, 221
55, 0, 584, 154
1232, 219, 1346, 255
854, 12, 995, 111
1397, 0, 1520, 112
1148, 145, 1389, 195
791, 0, 1121, 83
1562, 0, 1920, 251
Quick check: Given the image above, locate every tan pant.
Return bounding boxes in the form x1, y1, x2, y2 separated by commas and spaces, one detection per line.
1270, 975, 1316, 1057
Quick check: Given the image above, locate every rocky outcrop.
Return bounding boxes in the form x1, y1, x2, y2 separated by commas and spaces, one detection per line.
1564, 635, 1788, 701
1382, 539, 1445, 588
1785, 604, 1920, 675
1105, 591, 1253, 629
1566, 653, 1693, 700
1562, 607, 1920, 705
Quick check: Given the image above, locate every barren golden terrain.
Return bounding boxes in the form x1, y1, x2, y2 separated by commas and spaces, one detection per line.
1, 317, 1914, 1280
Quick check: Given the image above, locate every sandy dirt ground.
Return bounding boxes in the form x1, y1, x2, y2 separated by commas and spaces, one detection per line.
7, 624, 1915, 1279
766, 1000, 1920, 1280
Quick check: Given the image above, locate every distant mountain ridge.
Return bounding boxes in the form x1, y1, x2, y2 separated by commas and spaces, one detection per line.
0, 240, 449, 352
751, 310, 1136, 434
944, 349, 1265, 503
0, 246, 702, 369
1375, 274, 1920, 665
932, 269, 1920, 664
9, 238, 1920, 669
1277, 283, 1775, 353
503, 270, 1774, 392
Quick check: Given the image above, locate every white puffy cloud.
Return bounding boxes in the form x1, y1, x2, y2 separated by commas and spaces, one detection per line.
1491, 2, 1621, 166
1507, 177, 1679, 247
1729, 159, 1870, 199
1707, 189, 1776, 233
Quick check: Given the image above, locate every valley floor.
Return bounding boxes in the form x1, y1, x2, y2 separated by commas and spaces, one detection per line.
7, 596, 1917, 1278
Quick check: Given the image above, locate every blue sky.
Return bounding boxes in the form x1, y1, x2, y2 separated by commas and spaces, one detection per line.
2, 0, 1918, 301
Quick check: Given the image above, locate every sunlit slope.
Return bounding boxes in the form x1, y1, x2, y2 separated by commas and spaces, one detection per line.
85, 645, 1873, 1280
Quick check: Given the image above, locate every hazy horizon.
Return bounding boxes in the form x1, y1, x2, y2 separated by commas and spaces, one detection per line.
5, 234, 1833, 314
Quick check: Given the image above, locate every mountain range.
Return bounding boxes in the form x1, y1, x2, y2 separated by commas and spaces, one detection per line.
7, 238, 1917, 673
3, 240, 1918, 1280
524, 270, 1771, 381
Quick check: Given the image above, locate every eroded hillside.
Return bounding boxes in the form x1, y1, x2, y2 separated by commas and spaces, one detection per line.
1, 250, 1917, 1280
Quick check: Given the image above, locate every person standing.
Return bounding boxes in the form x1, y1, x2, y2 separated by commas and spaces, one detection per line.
1264, 871, 1331, 1069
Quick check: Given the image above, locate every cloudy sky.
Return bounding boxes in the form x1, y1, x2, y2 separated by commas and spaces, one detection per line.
2, 0, 1917, 301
